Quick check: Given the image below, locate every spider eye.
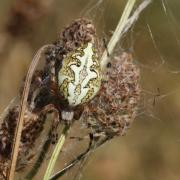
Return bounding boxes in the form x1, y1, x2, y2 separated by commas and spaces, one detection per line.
58, 42, 101, 107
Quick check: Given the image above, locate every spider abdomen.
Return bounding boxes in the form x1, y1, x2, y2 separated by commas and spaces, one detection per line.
58, 42, 101, 107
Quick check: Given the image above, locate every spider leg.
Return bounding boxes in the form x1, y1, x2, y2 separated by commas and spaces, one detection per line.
103, 37, 110, 57
49, 133, 94, 180
50, 135, 111, 180
25, 104, 60, 179
40, 104, 60, 134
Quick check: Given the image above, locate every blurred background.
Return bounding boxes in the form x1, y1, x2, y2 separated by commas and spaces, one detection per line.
0, 0, 180, 180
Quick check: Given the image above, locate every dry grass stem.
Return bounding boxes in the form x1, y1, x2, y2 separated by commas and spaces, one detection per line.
8, 45, 54, 180
101, 0, 152, 70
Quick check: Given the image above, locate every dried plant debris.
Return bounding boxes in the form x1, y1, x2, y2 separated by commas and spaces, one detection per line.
0, 18, 140, 179
0, 107, 46, 172
82, 52, 140, 139
57, 18, 97, 51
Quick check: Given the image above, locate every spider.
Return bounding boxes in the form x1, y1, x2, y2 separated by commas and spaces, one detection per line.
21, 18, 103, 177
12, 18, 101, 138
29, 18, 101, 121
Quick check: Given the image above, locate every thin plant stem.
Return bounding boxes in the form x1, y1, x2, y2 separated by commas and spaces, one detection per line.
122, 0, 152, 35
43, 124, 70, 180
25, 129, 52, 180
100, 0, 136, 70
7, 44, 54, 180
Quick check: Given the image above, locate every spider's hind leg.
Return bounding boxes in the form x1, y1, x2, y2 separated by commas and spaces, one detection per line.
39, 104, 60, 144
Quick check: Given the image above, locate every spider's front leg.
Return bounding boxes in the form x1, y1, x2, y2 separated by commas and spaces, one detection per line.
49, 133, 96, 180
39, 104, 60, 134
25, 104, 61, 179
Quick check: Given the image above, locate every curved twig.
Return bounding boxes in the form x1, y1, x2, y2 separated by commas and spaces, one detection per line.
7, 44, 54, 180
